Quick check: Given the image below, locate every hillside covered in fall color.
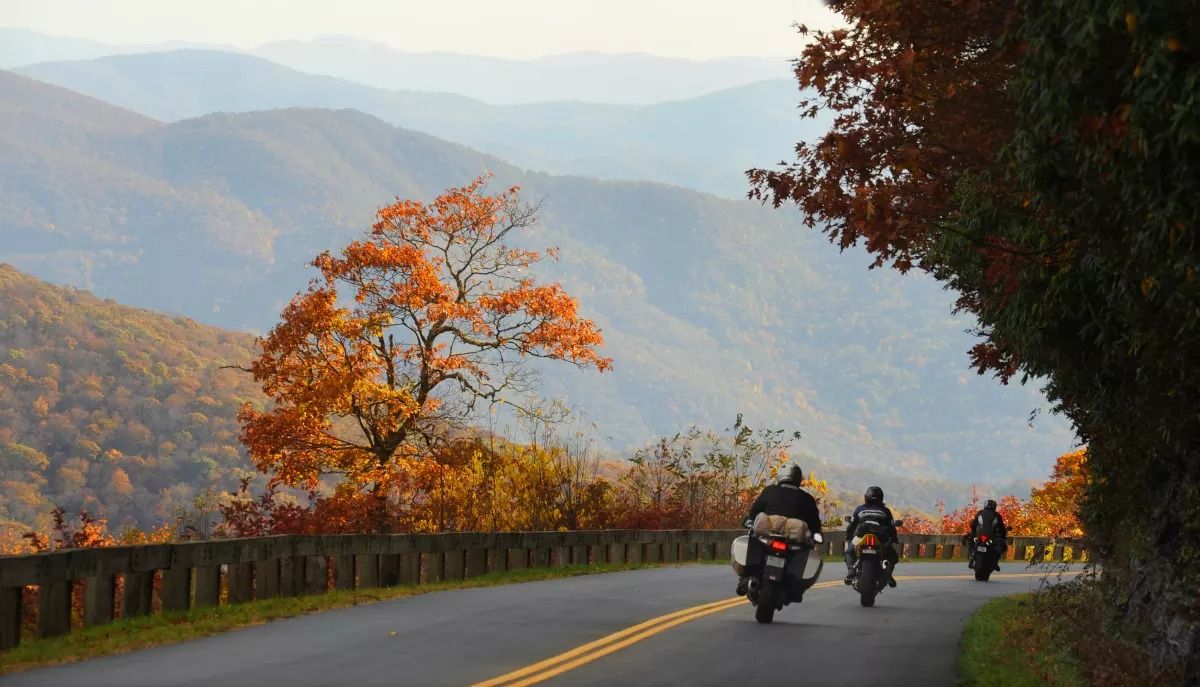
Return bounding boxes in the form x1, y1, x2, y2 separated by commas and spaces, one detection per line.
0, 264, 261, 537
0, 263, 1026, 537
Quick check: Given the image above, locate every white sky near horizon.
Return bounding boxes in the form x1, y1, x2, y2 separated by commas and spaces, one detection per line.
0, 0, 840, 60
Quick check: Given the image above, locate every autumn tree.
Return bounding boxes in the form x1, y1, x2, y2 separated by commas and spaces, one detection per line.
1024, 449, 1087, 539
239, 177, 611, 530
753, 0, 1200, 675
615, 418, 806, 529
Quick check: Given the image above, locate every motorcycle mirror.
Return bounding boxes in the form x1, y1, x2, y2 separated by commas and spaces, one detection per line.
742, 517, 754, 529
813, 532, 824, 544
894, 519, 905, 528
843, 515, 853, 524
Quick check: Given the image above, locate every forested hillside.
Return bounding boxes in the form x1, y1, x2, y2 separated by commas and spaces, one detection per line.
0, 262, 1012, 536
0, 265, 260, 535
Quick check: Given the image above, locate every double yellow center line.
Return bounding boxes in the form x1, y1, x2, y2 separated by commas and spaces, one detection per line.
472, 580, 842, 687
470, 572, 1044, 686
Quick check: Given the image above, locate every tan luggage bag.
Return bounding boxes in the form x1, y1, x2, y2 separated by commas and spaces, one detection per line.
752, 512, 812, 542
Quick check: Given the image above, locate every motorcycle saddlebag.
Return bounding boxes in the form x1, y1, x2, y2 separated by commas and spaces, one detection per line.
731, 535, 749, 576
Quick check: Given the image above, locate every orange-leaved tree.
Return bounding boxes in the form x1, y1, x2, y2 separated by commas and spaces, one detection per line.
239, 177, 611, 530
1023, 448, 1087, 538
748, 0, 1019, 274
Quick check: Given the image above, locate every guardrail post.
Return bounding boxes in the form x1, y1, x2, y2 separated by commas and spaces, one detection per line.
394, 552, 416, 584
37, 579, 72, 638
466, 549, 488, 577
608, 542, 626, 565
940, 543, 955, 560
256, 559, 281, 599
228, 563, 254, 604
122, 572, 154, 618
680, 536, 696, 562
552, 546, 570, 567
357, 555, 380, 588
922, 537, 938, 560
280, 557, 301, 596
161, 567, 192, 612
644, 539, 660, 564
425, 552, 445, 583
378, 554, 401, 586
305, 557, 328, 595
334, 555, 356, 591
664, 534, 679, 563
1011, 539, 1028, 562
444, 550, 465, 581
85, 574, 117, 626
0, 586, 20, 649
1052, 542, 1065, 563
625, 537, 641, 565
194, 565, 221, 607
590, 542, 608, 564
571, 544, 589, 565
506, 548, 528, 571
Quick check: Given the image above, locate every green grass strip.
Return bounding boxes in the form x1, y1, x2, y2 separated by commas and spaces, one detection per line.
958, 594, 1083, 687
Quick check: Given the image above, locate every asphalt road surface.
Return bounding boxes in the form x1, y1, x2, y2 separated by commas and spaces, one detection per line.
5, 562, 1076, 687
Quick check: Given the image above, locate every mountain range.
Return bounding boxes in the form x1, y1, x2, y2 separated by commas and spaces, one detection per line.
0, 68, 1076, 492
0, 28, 790, 105
13, 49, 817, 198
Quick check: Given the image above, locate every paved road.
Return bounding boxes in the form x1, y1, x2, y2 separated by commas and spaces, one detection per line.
5, 562, 1075, 687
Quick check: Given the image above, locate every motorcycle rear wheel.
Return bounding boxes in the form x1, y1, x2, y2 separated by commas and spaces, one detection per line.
859, 560, 879, 607
974, 552, 992, 581
755, 581, 777, 623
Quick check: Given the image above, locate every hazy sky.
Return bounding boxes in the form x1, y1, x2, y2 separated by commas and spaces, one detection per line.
0, 0, 840, 59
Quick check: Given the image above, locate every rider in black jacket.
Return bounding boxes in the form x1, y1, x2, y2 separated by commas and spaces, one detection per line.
747, 464, 823, 535
844, 486, 899, 587
736, 464, 821, 596
967, 499, 1008, 570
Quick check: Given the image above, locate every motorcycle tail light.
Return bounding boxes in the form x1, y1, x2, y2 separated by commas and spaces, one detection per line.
862, 534, 878, 547
769, 539, 788, 552
979, 535, 989, 543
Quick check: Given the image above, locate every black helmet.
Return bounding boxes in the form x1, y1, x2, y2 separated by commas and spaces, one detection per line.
865, 486, 884, 505
779, 463, 803, 486
984, 499, 997, 511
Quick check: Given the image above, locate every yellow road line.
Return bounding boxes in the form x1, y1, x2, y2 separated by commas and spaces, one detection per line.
472, 581, 841, 687
892, 572, 1048, 580
470, 572, 1048, 686
495, 600, 745, 687
470, 597, 742, 687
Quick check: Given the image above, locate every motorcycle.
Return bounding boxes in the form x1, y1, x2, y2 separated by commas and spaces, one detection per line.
731, 516, 824, 623
844, 516, 903, 607
971, 534, 1001, 581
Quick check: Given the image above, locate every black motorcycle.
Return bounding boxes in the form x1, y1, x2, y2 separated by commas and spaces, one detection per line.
732, 518, 824, 623
845, 517, 903, 607
971, 534, 1001, 581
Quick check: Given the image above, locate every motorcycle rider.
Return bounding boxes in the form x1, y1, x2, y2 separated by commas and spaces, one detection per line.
736, 463, 822, 595
843, 486, 899, 587
966, 499, 1008, 571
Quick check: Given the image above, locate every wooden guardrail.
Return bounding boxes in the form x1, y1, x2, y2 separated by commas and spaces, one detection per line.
0, 529, 1084, 650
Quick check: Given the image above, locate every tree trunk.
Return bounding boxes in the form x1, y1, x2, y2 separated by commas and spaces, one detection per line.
372, 481, 388, 534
